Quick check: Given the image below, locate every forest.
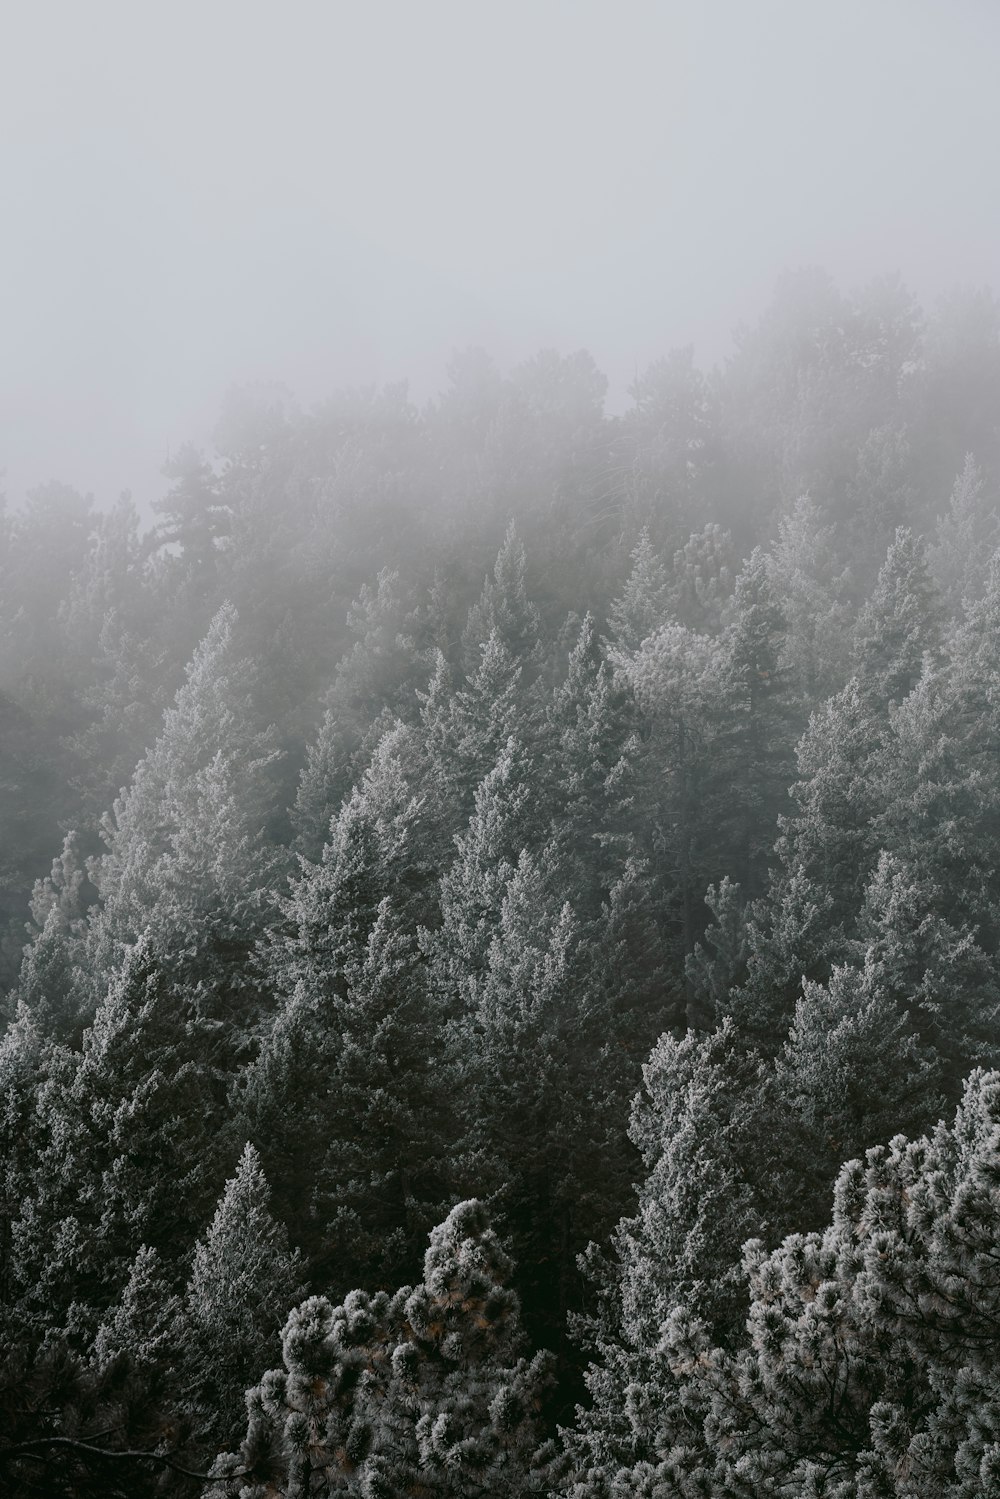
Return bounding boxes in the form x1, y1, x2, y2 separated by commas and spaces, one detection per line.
3, 268, 1000, 1496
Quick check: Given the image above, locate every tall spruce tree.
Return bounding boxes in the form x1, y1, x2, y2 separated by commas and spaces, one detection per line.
854, 525, 942, 707
91, 602, 283, 1030
182, 1143, 304, 1449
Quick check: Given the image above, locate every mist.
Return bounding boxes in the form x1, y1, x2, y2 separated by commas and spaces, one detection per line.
8, 6, 1000, 1494
3, 0, 998, 507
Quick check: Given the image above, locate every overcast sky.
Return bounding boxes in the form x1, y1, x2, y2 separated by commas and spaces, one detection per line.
2, 0, 999, 510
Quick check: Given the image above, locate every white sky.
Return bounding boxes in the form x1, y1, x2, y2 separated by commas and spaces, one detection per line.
2, 0, 999, 509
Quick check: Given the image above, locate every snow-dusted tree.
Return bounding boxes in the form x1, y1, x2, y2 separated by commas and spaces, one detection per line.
775, 961, 941, 1223
268, 720, 432, 1005
207, 1200, 554, 1498
90, 1245, 183, 1374
3, 936, 225, 1342
667, 522, 733, 634
607, 528, 672, 651
855, 525, 942, 706
91, 602, 283, 1027
635, 1068, 1000, 1497
183, 1143, 304, 1448
767, 493, 853, 699
706, 546, 798, 898
11, 832, 93, 1045
242, 897, 451, 1294
461, 519, 542, 671
426, 737, 536, 1001
566, 1021, 783, 1494
773, 677, 887, 932
449, 848, 636, 1355
619, 621, 719, 960
544, 612, 640, 908
929, 452, 999, 614
294, 570, 424, 853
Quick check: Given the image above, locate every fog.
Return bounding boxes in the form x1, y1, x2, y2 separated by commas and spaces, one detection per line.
2, 0, 999, 507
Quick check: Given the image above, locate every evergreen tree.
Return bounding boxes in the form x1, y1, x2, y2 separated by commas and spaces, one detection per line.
3, 938, 226, 1342
544, 612, 640, 908
10, 832, 93, 1044
618, 620, 718, 959
773, 677, 887, 932
208, 1201, 554, 1498
855, 525, 942, 707
183, 1143, 304, 1448
666, 522, 733, 634
632, 1069, 1000, 1497
607, 528, 672, 651
706, 546, 798, 899
243, 897, 451, 1293
448, 848, 634, 1362
767, 493, 853, 700
565, 1022, 783, 1495
152, 443, 228, 609
91, 1245, 183, 1374
427, 737, 536, 1001
91, 602, 283, 1027
462, 520, 542, 672
928, 452, 999, 614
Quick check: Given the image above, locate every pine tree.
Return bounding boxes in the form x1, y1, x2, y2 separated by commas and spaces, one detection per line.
634, 1069, 1000, 1497
11, 832, 93, 1045
667, 523, 734, 634
268, 719, 432, 1006
775, 962, 940, 1223
152, 443, 228, 605
91, 602, 283, 1027
91, 1245, 183, 1374
451, 629, 535, 811
448, 848, 634, 1362
544, 612, 640, 909
461, 520, 542, 672
607, 528, 672, 651
773, 677, 888, 933
242, 897, 451, 1293
855, 525, 943, 706
565, 1021, 783, 1494
619, 621, 719, 960
207, 1201, 554, 1498
767, 493, 853, 700
3, 938, 226, 1342
427, 737, 536, 1001
928, 452, 999, 614
706, 546, 799, 899
299, 569, 424, 833
183, 1143, 304, 1449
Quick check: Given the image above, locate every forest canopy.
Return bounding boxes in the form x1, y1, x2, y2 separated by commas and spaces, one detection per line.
3, 270, 1000, 1495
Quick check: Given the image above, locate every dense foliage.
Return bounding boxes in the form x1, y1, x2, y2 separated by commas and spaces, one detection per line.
3, 271, 1000, 1494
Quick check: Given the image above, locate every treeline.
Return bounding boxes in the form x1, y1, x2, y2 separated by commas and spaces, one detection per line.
2, 270, 1000, 1495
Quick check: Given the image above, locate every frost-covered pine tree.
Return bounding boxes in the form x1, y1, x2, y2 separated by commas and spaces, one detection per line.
544, 612, 640, 910
461, 519, 542, 672
90, 602, 283, 1027
607, 527, 672, 651
767, 493, 853, 699
928, 452, 999, 614
207, 1201, 554, 1498
242, 896, 452, 1293
638, 1068, 1000, 1497
706, 546, 799, 898
183, 1143, 304, 1448
11, 831, 92, 1045
855, 525, 942, 706
565, 1021, 782, 1496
